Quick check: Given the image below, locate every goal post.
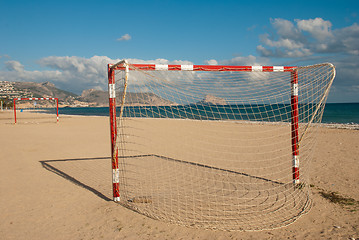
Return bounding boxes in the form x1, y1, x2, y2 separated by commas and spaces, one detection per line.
13, 97, 59, 124
291, 69, 300, 184
107, 61, 335, 230
108, 63, 121, 202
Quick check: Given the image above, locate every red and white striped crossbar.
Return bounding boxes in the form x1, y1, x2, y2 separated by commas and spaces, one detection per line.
110, 63, 295, 72
13, 97, 59, 123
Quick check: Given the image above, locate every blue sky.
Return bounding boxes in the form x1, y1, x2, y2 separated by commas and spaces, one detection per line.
1, 0, 359, 102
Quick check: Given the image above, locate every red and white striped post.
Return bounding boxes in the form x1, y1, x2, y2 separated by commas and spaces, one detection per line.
108, 63, 120, 202
291, 70, 300, 184
13, 97, 59, 124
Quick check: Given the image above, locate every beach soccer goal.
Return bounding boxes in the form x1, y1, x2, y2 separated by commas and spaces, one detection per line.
13, 97, 59, 124
107, 61, 335, 231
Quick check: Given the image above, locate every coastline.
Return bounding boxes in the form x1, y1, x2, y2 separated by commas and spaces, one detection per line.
317, 122, 359, 130
2, 108, 359, 129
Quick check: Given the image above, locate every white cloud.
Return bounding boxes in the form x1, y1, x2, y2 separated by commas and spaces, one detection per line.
219, 55, 269, 66
260, 34, 305, 50
0, 55, 10, 60
204, 59, 218, 65
328, 23, 359, 54
257, 18, 359, 58
0, 56, 120, 93
253, 16, 359, 102
270, 18, 302, 41
124, 58, 193, 65
5, 61, 25, 72
117, 33, 131, 41
0, 56, 195, 94
296, 18, 333, 41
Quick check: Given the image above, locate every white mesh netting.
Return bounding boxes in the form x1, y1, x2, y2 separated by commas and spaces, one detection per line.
110, 63, 335, 231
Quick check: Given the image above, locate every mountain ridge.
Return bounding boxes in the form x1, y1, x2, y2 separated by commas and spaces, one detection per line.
5, 81, 228, 107
8, 81, 176, 107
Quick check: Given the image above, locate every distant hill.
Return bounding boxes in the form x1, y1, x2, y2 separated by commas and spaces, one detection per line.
8, 82, 230, 107
78, 89, 108, 106
78, 89, 175, 107
10, 81, 176, 107
13, 82, 78, 100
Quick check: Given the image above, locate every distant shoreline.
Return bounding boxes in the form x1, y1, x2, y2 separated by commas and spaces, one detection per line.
57, 103, 359, 125
6, 102, 359, 127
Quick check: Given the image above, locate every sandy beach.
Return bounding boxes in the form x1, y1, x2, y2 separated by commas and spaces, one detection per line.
0, 110, 358, 239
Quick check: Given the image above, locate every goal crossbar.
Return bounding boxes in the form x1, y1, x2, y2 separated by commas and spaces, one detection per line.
110, 63, 295, 72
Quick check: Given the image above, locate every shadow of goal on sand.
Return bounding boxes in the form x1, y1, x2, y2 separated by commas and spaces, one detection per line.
40, 157, 113, 201
40, 154, 312, 230
39, 154, 284, 204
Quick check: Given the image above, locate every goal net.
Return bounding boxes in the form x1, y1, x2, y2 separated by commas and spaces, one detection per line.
14, 98, 59, 124
108, 61, 335, 231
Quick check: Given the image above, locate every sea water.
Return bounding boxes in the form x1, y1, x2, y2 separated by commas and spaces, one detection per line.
57, 103, 359, 125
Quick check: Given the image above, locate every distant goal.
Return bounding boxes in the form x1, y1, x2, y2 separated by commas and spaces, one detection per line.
107, 61, 335, 231
13, 97, 59, 124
